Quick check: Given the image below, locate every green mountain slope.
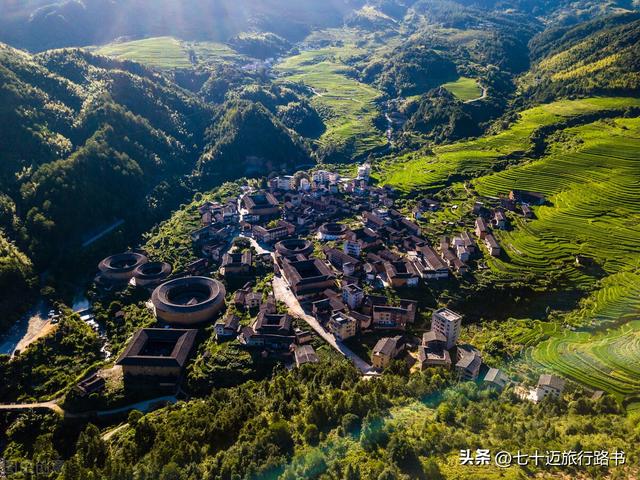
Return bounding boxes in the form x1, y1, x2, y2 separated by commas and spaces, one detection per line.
198, 100, 311, 182
521, 13, 640, 101
0, 44, 212, 265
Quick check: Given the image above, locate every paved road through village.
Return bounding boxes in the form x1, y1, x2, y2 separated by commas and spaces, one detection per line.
272, 275, 375, 374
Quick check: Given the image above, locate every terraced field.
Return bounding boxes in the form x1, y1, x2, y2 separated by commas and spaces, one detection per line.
275, 46, 386, 159
533, 318, 640, 404
469, 112, 640, 402
474, 117, 640, 283
93, 36, 241, 69
376, 97, 640, 404
374, 97, 640, 193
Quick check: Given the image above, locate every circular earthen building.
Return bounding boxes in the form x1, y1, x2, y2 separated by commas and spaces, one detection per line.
151, 276, 226, 325
275, 238, 314, 258
317, 222, 348, 241
133, 261, 172, 288
97, 252, 148, 283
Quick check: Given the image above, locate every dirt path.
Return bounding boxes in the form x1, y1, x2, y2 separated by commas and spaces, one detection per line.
0, 400, 64, 416
464, 85, 488, 104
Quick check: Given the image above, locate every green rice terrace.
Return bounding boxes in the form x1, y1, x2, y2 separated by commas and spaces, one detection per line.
472, 114, 640, 406
474, 115, 640, 284
275, 46, 387, 159
376, 96, 640, 407
374, 97, 640, 193
92, 36, 242, 68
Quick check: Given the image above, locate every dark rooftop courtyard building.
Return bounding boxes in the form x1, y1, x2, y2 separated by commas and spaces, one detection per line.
242, 192, 280, 217
116, 328, 197, 383
279, 256, 336, 298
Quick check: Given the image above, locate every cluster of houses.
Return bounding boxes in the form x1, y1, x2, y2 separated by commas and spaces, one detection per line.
214, 284, 318, 365
371, 307, 509, 389
83, 159, 574, 409
180, 165, 540, 370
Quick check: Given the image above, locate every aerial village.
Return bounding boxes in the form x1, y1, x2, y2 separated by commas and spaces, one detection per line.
84, 163, 567, 405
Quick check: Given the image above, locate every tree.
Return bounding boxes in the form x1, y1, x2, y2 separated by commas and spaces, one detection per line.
76, 424, 107, 469
303, 423, 319, 445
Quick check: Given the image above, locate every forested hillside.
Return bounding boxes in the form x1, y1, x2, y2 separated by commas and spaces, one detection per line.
521, 13, 640, 102
0, 1, 640, 479
0, 44, 312, 277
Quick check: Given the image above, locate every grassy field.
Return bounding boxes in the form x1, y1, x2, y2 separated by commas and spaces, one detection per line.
93, 36, 241, 69
275, 46, 386, 159
442, 76, 482, 101
374, 97, 640, 193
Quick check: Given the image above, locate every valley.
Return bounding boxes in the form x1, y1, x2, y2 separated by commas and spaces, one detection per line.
0, 1, 639, 479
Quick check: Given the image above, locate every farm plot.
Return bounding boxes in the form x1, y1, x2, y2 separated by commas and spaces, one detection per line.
93, 36, 242, 69
276, 46, 386, 159
471, 115, 640, 403
533, 318, 640, 402
441, 76, 482, 101
374, 97, 640, 193
474, 117, 640, 285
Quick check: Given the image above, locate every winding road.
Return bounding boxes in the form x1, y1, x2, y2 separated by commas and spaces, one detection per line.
272, 275, 375, 374
0, 395, 177, 419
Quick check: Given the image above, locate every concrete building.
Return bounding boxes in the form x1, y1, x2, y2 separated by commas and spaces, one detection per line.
536, 374, 566, 400
214, 313, 241, 340
372, 302, 416, 330
342, 283, 364, 309
417, 345, 451, 369
343, 239, 361, 257
312, 170, 332, 184
372, 336, 404, 369
431, 308, 462, 349
272, 175, 294, 191
455, 345, 482, 381
327, 312, 357, 341
357, 162, 371, 181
